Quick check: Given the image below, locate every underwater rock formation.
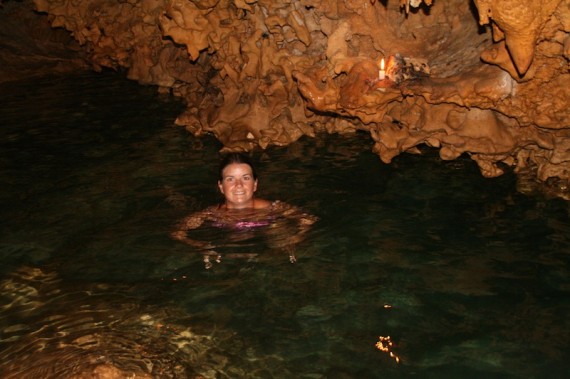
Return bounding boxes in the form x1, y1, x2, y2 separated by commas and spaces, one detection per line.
25, 0, 570, 183
0, 266, 294, 378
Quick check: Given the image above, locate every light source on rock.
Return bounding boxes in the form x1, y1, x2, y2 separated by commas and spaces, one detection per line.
379, 58, 386, 80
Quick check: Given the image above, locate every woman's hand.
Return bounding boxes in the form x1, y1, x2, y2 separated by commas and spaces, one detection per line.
171, 230, 215, 250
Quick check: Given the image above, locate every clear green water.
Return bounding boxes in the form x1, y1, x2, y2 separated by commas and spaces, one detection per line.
0, 72, 569, 378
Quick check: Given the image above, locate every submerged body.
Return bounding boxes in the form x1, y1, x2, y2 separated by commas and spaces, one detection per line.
171, 153, 317, 267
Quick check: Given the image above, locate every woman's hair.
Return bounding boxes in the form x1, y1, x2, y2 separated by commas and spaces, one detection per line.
218, 153, 257, 181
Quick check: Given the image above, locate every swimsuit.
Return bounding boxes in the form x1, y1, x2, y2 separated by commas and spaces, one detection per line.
210, 201, 278, 229
212, 219, 272, 230
233, 220, 272, 229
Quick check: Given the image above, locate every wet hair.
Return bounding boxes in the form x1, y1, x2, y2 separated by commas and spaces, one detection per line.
218, 153, 257, 181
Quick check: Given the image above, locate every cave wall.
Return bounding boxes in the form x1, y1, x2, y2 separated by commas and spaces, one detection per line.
0, 0, 87, 82
28, 0, 570, 182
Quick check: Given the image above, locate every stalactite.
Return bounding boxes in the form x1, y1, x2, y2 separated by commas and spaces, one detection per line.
24, 0, 570, 189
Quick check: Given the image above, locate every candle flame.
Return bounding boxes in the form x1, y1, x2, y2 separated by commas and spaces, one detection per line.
380, 58, 385, 70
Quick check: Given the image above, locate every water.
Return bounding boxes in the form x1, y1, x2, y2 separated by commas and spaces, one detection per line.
1, 72, 569, 378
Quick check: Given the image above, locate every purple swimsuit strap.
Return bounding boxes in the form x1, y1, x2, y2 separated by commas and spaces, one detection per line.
211, 219, 273, 229
234, 220, 271, 229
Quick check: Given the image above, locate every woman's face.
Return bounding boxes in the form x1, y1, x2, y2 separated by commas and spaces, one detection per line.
218, 163, 258, 209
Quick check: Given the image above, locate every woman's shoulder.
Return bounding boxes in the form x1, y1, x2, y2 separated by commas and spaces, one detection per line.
253, 198, 274, 209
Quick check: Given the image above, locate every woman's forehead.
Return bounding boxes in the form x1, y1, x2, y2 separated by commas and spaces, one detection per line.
222, 163, 253, 176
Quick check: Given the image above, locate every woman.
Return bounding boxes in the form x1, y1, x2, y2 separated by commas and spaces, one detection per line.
171, 153, 317, 268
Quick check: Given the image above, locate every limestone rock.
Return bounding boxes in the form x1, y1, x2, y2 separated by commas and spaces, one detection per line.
16, 0, 570, 184
474, 0, 563, 77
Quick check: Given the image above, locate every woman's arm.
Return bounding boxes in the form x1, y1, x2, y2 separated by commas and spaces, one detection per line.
275, 201, 318, 234
267, 201, 319, 262
170, 208, 215, 250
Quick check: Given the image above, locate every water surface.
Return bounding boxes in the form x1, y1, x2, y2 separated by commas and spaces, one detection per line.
1, 72, 569, 378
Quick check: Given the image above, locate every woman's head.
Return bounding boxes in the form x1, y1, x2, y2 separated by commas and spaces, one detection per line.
218, 153, 257, 181
217, 153, 259, 209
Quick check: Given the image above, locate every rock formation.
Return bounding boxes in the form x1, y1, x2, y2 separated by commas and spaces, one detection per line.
0, 0, 88, 82
17, 0, 570, 186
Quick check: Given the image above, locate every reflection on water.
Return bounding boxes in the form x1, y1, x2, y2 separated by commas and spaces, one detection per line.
1, 72, 569, 378
0, 266, 291, 378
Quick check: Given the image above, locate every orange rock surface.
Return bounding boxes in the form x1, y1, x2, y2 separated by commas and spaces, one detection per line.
28, 0, 570, 183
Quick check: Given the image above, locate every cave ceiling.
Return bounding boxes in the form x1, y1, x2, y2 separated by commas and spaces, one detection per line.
4, 0, 570, 187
